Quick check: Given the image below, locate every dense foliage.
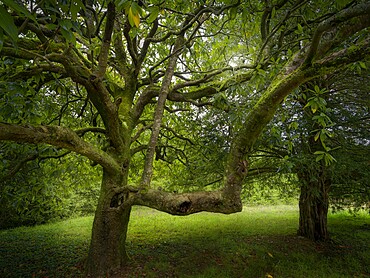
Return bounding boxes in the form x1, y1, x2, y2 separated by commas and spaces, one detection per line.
0, 143, 101, 228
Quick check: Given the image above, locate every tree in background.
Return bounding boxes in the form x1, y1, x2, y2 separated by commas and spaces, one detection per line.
0, 0, 369, 276
295, 67, 369, 240
254, 63, 369, 240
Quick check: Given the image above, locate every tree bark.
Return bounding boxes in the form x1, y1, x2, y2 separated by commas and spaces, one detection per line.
86, 171, 132, 277
297, 169, 330, 241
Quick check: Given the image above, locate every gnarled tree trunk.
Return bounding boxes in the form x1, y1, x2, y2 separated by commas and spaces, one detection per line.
297, 169, 330, 241
86, 171, 132, 277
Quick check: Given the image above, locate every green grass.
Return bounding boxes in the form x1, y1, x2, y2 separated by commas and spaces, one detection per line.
0, 205, 369, 277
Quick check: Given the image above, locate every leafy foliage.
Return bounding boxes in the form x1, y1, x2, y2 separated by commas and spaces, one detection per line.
0, 144, 101, 229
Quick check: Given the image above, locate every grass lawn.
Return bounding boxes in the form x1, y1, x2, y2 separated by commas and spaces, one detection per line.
0, 205, 369, 277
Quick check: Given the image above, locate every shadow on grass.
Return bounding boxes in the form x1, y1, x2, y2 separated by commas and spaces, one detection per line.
1, 208, 369, 278
0, 217, 92, 278
119, 232, 369, 278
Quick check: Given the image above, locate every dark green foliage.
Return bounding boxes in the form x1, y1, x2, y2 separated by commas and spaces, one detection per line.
243, 174, 299, 206
0, 145, 101, 229
330, 146, 370, 213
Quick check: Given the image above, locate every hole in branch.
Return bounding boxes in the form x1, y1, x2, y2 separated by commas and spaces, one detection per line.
178, 201, 192, 213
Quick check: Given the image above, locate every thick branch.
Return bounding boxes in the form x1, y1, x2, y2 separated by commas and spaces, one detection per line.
313, 37, 370, 72
305, 1, 370, 64
0, 123, 121, 174
132, 189, 241, 215
315, 15, 370, 60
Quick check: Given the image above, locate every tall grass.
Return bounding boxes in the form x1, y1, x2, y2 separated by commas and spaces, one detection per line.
0, 205, 369, 277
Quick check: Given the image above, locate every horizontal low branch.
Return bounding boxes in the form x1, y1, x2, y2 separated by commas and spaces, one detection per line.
0, 123, 121, 174
131, 189, 242, 215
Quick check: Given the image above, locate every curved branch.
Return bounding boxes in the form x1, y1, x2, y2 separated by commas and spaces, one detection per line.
304, 1, 370, 64
75, 127, 107, 136
2, 148, 72, 181
172, 65, 255, 92
0, 123, 121, 174
123, 21, 138, 65
313, 37, 370, 72
1, 153, 39, 180
132, 86, 160, 124
162, 125, 194, 145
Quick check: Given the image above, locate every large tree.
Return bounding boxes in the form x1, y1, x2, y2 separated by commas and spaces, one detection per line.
252, 63, 369, 241
0, 0, 369, 276
294, 69, 369, 240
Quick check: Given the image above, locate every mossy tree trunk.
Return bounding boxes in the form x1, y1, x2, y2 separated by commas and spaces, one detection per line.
297, 168, 330, 241
86, 171, 132, 277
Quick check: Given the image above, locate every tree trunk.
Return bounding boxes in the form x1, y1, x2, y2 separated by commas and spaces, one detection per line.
297, 170, 330, 241
86, 172, 131, 277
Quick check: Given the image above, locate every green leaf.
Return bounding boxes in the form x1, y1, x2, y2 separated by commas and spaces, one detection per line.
129, 27, 138, 39
128, 6, 140, 28
59, 19, 73, 31
117, 0, 131, 12
70, 0, 85, 21
61, 28, 75, 44
229, 7, 238, 20
0, 6, 18, 42
131, 1, 143, 16
147, 6, 159, 23
324, 153, 336, 166
289, 121, 298, 130
314, 131, 320, 141
311, 103, 318, 113
1, 0, 36, 22
314, 85, 320, 94
359, 61, 367, 69
271, 7, 276, 18
295, 23, 303, 34
315, 154, 324, 162
317, 97, 327, 106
